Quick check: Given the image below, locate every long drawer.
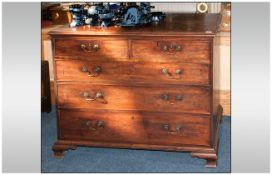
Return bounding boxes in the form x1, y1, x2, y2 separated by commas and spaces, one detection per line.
55, 60, 210, 85
57, 84, 211, 114
131, 40, 211, 64
59, 109, 211, 146
54, 38, 128, 61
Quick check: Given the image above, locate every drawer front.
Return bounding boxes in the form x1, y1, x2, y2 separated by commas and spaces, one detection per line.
142, 112, 211, 146
59, 110, 147, 143
59, 109, 211, 146
132, 40, 210, 64
54, 39, 128, 60
56, 60, 210, 85
57, 84, 211, 114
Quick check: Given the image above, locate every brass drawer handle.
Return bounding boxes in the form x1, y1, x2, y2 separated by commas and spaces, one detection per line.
85, 121, 91, 127
161, 45, 168, 52
160, 44, 182, 53
162, 124, 183, 134
161, 68, 183, 78
175, 95, 184, 101
80, 43, 100, 52
161, 94, 169, 101
175, 124, 182, 133
175, 45, 182, 51
167, 44, 182, 54
82, 120, 97, 130
161, 94, 184, 104
83, 91, 107, 104
96, 120, 105, 128
82, 120, 106, 130
81, 66, 102, 77
161, 68, 171, 77
175, 69, 182, 75
162, 124, 170, 131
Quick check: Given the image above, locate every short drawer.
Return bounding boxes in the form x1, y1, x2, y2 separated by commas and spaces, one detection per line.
57, 84, 211, 114
54, 38, 128, 61
132, 40, 210, 64
55, 60, 210, 85
59, 109, 211, 146
59, 109, 146, 143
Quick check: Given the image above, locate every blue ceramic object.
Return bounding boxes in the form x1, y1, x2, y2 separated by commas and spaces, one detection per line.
69, 2, 165, 28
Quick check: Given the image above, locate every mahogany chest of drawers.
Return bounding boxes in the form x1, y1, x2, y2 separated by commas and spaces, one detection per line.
50, 13, 223, 168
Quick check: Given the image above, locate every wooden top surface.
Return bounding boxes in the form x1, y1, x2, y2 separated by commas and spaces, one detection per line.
49, 13, 221, 37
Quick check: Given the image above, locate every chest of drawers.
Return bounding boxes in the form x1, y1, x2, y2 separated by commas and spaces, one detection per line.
50, 13, 223, 168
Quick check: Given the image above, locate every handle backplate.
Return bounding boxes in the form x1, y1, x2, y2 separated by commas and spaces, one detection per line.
81, 66, 102, 77
161, 68, 183, 78
161, 94, 184, 104
83, 91, 107, 104
162, 124, 183, 134
158, 42, 182, 54
82, 120, 106, 130
80, 42, 100, 52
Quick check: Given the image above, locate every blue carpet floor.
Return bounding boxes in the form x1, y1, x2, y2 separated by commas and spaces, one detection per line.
42, 106, 230, 173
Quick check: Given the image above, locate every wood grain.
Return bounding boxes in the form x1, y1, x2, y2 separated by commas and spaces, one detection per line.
59, 109, 211, 146
57, 84, 211, 114
55, 60, 210, 85
55, 38, 128, 60
132, 40, 211, 64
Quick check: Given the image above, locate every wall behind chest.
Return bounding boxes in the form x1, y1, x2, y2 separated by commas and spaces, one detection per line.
151, 2, 221, 13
